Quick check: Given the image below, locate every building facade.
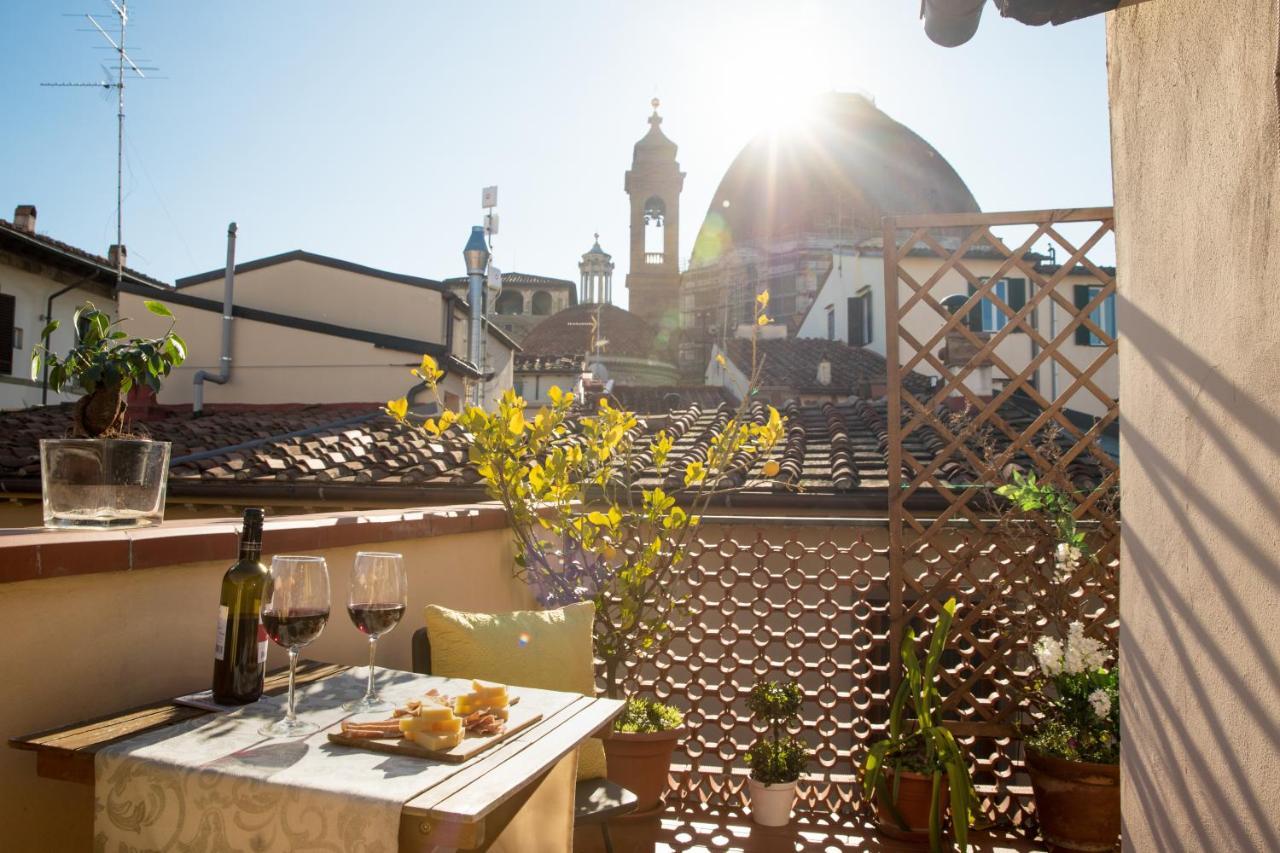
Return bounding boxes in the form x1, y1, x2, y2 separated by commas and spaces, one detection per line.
443, 272, 576, 344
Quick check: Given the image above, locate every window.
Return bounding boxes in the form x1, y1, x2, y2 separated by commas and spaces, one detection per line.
0, 294, 13, 375
494, 290, 523, 315
643, 196, 665, 255
969, 277, 1026, 333
826, 306, 835, 340
848, 291, 872, 346
1074, 285, 1116, 346
531, 291, 552, 315
513, 379, 525, 397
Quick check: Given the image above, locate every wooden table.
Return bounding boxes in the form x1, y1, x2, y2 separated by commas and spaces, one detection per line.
9, 661, 623, 852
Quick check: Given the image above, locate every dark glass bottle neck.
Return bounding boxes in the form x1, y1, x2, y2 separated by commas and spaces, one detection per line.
238, 515, 264, 562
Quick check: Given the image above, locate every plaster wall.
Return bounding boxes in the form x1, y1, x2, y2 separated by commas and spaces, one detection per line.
1108, 2, 1280, 849
179, 259, 447, 346
0, 259, 115, 409
0, 524, 532, 850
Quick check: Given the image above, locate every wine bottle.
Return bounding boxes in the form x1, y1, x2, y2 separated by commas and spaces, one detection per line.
211, 508, 269, 704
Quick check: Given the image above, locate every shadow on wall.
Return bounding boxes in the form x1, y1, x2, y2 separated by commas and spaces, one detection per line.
1120, 294, 1280, 852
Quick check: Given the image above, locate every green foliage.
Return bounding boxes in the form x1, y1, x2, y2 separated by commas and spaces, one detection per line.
614, 697, 683, 734
1028, 666, 1119, 764
745, 680, 810, 784
747, 680, 803, 725
862, 598, 977, 853
994, 470, 1085, 552
31, 301, 186, 400
745, 736, 810, 786
386, 297, 787, 703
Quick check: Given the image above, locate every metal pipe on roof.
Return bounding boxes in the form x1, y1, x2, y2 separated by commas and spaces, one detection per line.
192, 222, 237, 416
463, 226, 490, 406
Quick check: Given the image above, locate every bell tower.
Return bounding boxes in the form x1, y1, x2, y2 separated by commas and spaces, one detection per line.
625, 99, 684, 333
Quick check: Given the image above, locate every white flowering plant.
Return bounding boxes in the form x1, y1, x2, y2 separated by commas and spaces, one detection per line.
1026, 622, 1119, 764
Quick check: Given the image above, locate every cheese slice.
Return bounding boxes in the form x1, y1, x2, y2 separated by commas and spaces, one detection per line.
400, 715, 462, 735
407, 729, 464, 751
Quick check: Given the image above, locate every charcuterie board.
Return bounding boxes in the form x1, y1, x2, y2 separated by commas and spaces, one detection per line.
326, 703, 543, 763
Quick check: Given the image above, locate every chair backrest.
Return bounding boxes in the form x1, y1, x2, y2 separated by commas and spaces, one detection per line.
411, 626, 433, 675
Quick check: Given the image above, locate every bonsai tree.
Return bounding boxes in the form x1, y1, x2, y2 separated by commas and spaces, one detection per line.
386, 291, 786, 703
31, 301, 186, 437
863, 597, 977, 853
744, 680, 810, 785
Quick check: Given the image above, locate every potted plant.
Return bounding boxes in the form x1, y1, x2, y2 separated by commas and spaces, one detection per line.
994, 474, 1121, 852
863, 597, 977, 852
605, 696, 685, 813
387, 293, 786, 814
31, 301, 186, 528
743, 680, 810, 827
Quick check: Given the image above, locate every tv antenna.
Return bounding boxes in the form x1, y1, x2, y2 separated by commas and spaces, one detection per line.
42, 1, 159, 284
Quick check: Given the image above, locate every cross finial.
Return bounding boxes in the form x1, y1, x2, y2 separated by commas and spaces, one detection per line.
594, 232, 599, 242
651, 97, 660, 113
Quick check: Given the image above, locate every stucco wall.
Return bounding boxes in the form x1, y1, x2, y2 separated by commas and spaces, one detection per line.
1108, 2, 1280, 850
0, 258, 114, 410
0, 522, 533, 850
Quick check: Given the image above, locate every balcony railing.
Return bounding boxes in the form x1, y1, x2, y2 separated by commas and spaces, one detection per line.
618, 514, 1118, 833
645, 252, 665, 265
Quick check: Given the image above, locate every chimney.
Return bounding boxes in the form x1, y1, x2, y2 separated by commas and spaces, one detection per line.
13, 205, 37, 234
816, 355, 832, 387
108, 244, 127, 269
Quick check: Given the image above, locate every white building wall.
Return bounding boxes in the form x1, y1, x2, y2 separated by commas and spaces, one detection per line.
0, 262, 117, 410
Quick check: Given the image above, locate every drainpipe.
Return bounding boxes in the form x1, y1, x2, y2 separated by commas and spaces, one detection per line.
463, 226, 490, 406
192, 222, 237, 415
41, 282, 80, 405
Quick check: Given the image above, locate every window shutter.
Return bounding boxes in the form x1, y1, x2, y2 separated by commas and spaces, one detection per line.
848, 297, 866, 346
864, 293, 874, 344
1007, 278, 1026, 334
967, 282, 982, 332
1074, 285, 1092, 345
0, 294, 13, 375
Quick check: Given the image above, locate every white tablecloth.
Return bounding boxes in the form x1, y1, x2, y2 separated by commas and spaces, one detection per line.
94, 668, 464, 853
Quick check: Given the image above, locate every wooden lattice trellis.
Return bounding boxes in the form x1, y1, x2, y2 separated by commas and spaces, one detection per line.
883, 208, 1121, 827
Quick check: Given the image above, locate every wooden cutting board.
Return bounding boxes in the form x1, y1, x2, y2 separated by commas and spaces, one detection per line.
326, 702, 543, 763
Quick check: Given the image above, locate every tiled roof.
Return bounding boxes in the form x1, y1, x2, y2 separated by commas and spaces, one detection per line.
604, 385, 734, 413
521, 303, 665, 361
723, 338, 933, 396
0, 219, 168, 290
443, 272, 576, 291
0, 395, 1109, 508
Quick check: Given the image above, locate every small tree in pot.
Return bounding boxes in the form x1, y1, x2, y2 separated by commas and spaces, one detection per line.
386, 293, 787, 813
31, 301, 186, 528
743, 680, 810, 826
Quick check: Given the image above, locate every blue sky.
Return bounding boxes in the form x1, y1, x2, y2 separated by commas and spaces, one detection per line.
0, 2, 1111, 305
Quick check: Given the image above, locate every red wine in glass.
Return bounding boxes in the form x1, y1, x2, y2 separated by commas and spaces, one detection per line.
344, 552, 408, 712
347, 603, 405, 637
263, 608, 330, 647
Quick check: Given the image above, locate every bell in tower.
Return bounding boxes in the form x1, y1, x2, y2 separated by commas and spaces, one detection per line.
624, 98, 685, 335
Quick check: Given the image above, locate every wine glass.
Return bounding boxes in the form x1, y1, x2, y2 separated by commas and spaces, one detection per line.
343, 551, 408, 712
260, 555, 330, 737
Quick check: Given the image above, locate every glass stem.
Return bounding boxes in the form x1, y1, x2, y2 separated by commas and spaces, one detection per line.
287, 646, 299, 724
366, 636, 378, 700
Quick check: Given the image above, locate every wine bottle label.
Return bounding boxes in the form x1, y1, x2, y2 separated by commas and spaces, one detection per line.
257, 623, 268, 665
214, 605, 229, 661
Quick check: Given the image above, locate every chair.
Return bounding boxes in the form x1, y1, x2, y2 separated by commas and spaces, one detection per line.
411, 627, 637, 853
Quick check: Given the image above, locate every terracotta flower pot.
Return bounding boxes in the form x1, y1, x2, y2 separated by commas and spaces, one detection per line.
603, 727, 681, 813
748, 778, 798, 827
874, 768, 949, 844
1026, 748, 1120, 852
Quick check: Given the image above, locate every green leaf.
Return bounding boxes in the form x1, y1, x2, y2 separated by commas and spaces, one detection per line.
29, 349, 41, 382
144, 300, 174, 318
39, 320, 59, 340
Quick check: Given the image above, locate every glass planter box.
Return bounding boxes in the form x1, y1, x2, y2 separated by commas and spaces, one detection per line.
40, 439, 171, 529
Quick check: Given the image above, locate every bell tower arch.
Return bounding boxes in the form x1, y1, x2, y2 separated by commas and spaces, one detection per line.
625, 99, 684, 333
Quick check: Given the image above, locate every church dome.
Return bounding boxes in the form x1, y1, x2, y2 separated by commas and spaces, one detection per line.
521, 303, 666, 360
690, 93, 980, 266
